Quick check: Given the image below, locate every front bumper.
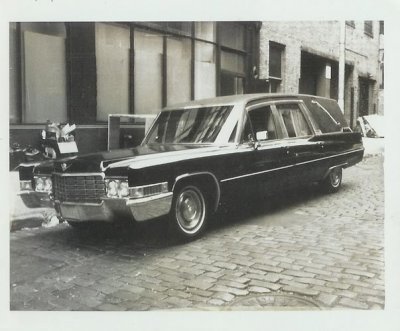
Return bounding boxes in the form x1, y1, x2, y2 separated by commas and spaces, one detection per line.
19, 190, 173, 223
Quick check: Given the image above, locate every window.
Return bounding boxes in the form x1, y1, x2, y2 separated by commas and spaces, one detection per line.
195, 41, 216, 99
276, 104, 311, 138
220, 51, 245, 95
134, 29, 163, 114
241, 116, 254, 143
346, 21, 355, 28
145, 106, 233, 144
364, 21, 373, 37
166, 37, 192, 106
195, 22, 216, 42
96, 23, 130, 121
248, 106, 277, 140
219, 22, 245, 51
20, 23, 67, 124
379, 21, 384, 35
269, 42, 285, 92
9, 23, 19, 123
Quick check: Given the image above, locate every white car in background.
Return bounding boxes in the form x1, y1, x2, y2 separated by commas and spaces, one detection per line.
355, 115, 384, 156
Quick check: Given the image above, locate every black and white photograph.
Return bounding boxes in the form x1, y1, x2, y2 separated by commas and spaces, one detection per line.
2, 1, 400, 331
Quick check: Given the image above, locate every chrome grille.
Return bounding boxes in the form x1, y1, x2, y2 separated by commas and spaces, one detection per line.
53, 174, 105, 203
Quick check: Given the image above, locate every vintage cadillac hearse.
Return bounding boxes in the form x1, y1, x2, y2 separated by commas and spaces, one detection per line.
19, 94, 364, 239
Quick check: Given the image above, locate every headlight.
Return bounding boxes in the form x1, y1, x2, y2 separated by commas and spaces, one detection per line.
34, 176, 52, 193
105, 178, 130, 198
130, 182, 168, 199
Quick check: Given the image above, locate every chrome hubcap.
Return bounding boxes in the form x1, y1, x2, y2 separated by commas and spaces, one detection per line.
176, 187, 205, 234
330, 168, 342, 187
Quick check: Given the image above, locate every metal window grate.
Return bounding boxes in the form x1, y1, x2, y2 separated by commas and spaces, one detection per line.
53, 174, 105, 203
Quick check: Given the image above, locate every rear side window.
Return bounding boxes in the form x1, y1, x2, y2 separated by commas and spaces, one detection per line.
248, 105, 278, 140
276, 104, 311, 138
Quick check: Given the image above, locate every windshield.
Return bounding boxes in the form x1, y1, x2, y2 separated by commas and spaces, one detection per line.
145, 105, 234, 144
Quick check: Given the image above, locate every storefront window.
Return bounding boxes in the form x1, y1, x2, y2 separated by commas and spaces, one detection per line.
195, 41, 216, 99
221, 51, 245, 73
96, 23, 130, 121
21, 23, 67, 124
9, 23, 19, 123
166, 37, 191, 106
195, 22, 216, 42
166, 22, 193, 36
134, 29, 163, 114
219, 22, 245, 51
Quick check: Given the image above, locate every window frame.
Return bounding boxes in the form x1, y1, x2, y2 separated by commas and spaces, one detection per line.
364, 21, 374, 38
270, 100, 316, 140
268, 41, 285, 80
246, 104, 280, 142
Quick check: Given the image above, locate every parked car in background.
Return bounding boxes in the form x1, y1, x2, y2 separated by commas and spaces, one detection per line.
355, 115, 384, 156
355, 115, 385, 138
18, 94, 364, 240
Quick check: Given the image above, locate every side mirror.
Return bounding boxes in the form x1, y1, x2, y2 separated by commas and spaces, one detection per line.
256, 130, 268, 141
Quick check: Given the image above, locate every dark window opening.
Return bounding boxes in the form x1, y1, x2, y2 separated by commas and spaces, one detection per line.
379, 21, 384, 35
364, 21, 373, 37
269, 41, 284, 79
248, 106, 277, 140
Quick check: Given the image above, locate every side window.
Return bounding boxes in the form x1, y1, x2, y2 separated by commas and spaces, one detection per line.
228, 123, 238, 142
276, 104, 311, 138
241, 116, 254, 143
247, 105, 277, 140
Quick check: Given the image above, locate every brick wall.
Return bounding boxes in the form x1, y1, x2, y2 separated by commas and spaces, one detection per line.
259, 21, 382, 124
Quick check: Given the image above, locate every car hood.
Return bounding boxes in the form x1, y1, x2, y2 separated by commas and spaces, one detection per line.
47, 143, 228, 173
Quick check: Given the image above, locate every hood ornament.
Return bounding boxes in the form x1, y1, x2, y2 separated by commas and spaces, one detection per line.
61, 163, 69, 172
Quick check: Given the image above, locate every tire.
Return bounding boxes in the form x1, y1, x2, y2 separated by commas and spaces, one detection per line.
321, 167, 342, 193
169, 184, 208, 240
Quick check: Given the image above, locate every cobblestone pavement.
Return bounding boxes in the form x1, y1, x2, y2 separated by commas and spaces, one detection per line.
10, 156, 384, 311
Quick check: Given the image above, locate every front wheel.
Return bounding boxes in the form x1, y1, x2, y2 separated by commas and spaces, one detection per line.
169, 185, 208, 240
320, 167, 342, 193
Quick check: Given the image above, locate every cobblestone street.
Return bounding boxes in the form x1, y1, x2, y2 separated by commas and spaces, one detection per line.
10, 155, 384, 311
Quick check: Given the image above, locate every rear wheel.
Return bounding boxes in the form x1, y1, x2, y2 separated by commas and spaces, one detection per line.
321, 167, 342, 193
169, 184, 208, 240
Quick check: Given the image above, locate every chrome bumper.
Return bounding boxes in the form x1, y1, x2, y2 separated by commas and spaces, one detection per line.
126, 192, 173, 222
18, 191, 54, 209
19, 190, 173, 223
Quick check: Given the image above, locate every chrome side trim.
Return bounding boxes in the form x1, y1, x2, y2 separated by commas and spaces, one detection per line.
221, 148, 364, 183
127, 192, 173, 222
172, 171, 221, 212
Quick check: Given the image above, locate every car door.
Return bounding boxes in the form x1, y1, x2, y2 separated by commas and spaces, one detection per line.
271, 100, 324, 184
243, 103, 290, 191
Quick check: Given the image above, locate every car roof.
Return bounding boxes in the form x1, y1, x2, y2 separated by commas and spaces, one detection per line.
162, 93, 336, 110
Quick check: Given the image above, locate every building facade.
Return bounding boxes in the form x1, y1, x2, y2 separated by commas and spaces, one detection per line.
9, 21, 383, 159
9, 21, 261, 155
259, 21, 384, 127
